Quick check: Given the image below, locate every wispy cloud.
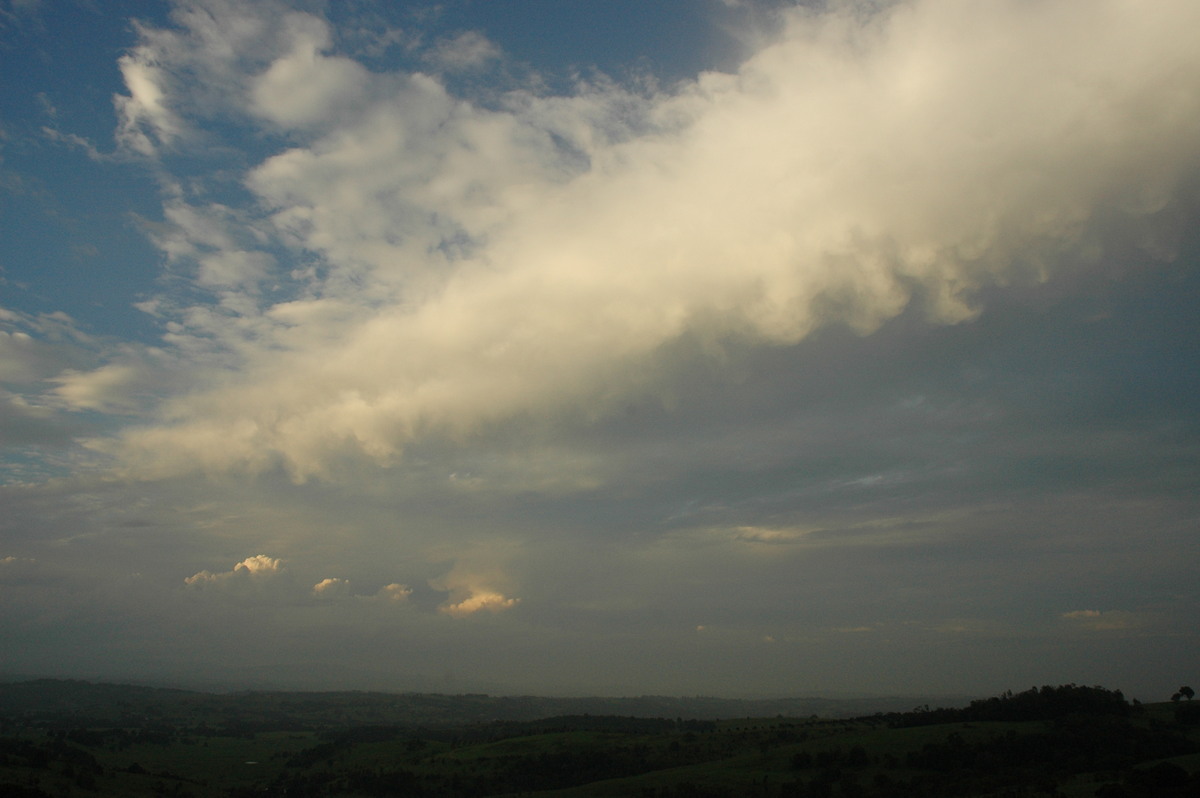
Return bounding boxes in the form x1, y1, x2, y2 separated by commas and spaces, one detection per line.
423, 31, 500, 73
1060, 609, 1147, 632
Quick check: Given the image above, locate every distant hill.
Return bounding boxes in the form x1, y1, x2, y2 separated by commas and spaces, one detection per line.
0, 681, 1195, 797
0, 678, 967, 728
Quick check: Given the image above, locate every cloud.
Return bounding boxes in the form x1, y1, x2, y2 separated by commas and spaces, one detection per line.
732, 526, 814, 545
0, 308, 120, 461
50, 362, 160, 414
91, 0, 1200, 483
376, 582, 412, 602
250, 13, 368, 129
186, 555, 417, 609
115, 50, 183, 157
0, 328, 43, 383
0, 555, 40, 584
0, 0, 43, 32
185, 554, 284, 586
424, 31, 500, 73
429, 550, 521, 617
40, 127, 108, 161
5, 2, 1195, 697
312, 579, 414, 603
112, 0, 335, 156
1060, 609, 1146, 632
232, 554, 281, 574
0, 390, 66, 448
0, 308, 97, 381
311, 576, 351, 598
142, 200, 280, 295
440, 590, 519, 618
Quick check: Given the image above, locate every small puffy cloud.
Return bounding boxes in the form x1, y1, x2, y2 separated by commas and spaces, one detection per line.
250, 13, 368, 129
185, 554, 284, 586
376, 583, 412, 602
0, 555, 38, 582
234, 554, 282, 574
429, 547, 521, 617
440, 590, 519, 618
312, 576, 351, 598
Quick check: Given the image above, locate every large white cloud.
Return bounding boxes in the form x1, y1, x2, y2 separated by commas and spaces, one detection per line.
94, 0, 1200, 482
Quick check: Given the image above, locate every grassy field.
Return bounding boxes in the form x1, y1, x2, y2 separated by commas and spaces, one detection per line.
1, 681, 1197, 796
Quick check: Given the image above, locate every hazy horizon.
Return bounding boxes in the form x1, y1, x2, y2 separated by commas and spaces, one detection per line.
2, 0, 1198, 702
0, 671, 1012, 706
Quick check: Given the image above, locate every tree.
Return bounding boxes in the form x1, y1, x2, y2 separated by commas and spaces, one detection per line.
1180, 686, 1195, 701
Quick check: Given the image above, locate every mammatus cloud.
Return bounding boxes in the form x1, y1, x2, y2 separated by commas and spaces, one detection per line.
69, 0, 1200, 484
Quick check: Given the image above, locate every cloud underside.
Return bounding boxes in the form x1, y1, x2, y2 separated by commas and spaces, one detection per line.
78, 0, 1200, 482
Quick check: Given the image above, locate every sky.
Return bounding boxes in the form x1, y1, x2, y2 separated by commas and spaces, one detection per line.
1, 0, 1198, 701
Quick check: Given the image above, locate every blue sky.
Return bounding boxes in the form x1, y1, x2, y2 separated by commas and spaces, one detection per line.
1, 0, 1198, 699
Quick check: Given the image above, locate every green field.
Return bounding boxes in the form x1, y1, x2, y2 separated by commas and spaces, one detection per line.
1, 681, 1197, 796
